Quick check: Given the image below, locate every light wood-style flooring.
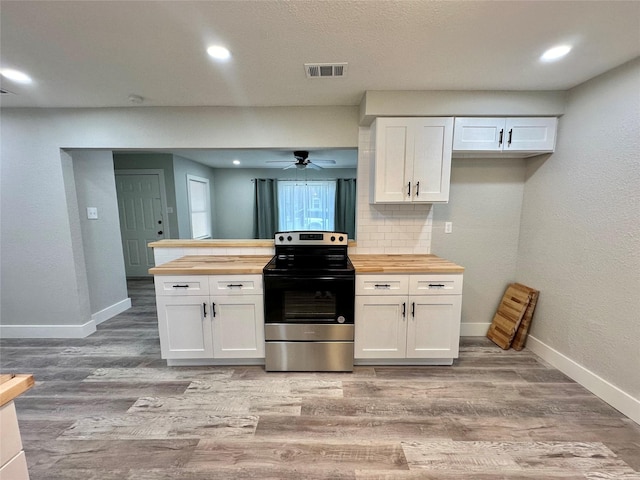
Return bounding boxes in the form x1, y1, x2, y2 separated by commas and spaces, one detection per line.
1, 279, 639, 479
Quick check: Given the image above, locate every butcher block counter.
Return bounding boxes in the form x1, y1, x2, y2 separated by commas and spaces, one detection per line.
150, 254, 463, 275
349, 254, 464, 273
150, 253, 463, 275
149, 255, 273, 275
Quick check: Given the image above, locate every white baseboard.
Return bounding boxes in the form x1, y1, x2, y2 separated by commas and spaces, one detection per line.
0, 298, 132, 338
92, 298, 131, 326
526, 335, 640, 425
0, 320, 97, 339
460, 322, 490, 336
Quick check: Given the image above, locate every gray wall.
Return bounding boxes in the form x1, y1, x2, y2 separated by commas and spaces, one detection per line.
71, 151, 128, 316
517, 59, 640, 399
213, 167, 357, 239
113, 153, 178, 238
173, 155, 217, 238
431, 158, 526, 329
0, 106, 358, 335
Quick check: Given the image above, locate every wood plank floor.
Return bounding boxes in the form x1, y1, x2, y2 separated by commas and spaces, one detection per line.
1, 278, 639, 479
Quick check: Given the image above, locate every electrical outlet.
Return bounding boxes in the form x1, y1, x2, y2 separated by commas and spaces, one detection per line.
445, 222, 453, 234
87, 207, 98, 220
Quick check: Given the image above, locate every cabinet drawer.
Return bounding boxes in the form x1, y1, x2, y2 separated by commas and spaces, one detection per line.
410, 274, 463, 295
356, 275, 409, 295
210, 275, 263, 295
0, 450, 29, 480
154, 276, 209, 296
0, 402, 22, 467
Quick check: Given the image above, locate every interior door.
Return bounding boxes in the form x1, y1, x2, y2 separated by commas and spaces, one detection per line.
115, 173, 165, 277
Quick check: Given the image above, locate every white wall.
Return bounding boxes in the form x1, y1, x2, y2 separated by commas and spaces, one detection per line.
517, 58, 640, 422
431, 157, 527, 334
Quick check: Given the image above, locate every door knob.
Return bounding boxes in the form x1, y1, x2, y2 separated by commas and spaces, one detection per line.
157, 230, 163, 235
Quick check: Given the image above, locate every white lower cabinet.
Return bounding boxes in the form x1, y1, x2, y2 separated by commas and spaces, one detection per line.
0, 402, 29, 480
355, 274, 462, 364
212, 295, 264, 358
154, 275, 264, 363
156, 295, 213, 359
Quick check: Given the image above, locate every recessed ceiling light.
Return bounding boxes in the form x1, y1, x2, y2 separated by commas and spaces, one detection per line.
207, 45, 231, 61
541, 45, 572, 62
0, 68, 32, 84
233, 160, 241, 166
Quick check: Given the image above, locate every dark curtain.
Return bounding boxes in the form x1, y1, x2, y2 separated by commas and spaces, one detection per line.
253, 178, 278, 239
334, 178, 356, 239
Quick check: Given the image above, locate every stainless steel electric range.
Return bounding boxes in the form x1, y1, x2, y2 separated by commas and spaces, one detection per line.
263, 231, 355, 372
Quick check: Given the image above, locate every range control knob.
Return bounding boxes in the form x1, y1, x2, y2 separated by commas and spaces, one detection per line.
278, 236, 284, 242
331, 236, 336, 242
287, 236, 292, 241
339, 236, 344, 242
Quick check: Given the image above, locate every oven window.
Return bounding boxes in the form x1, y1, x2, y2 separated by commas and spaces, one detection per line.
283, 290, 337, 321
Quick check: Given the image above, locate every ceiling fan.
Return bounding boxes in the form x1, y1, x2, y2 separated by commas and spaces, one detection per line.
267, 150, 336, 170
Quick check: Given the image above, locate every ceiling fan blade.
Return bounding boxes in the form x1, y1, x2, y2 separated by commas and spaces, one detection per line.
307, 162, 322, 170
283, 163, 297, 170
266, 160, 293, 164
310, 159, 336, 164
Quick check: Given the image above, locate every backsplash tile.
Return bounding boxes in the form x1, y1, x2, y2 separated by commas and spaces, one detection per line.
351, 127, 433, 255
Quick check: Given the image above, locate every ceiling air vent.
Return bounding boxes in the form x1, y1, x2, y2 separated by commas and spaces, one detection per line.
304, 63, 348, 78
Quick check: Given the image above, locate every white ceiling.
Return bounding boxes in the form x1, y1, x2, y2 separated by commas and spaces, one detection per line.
1, 0, 639, 110
2, 1, 638, 169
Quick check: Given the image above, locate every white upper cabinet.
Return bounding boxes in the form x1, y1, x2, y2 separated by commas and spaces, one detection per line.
370, 117, 454, 203
453, 117, 557, 156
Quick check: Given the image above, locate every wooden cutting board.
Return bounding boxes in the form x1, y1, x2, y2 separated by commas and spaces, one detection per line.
487, 284, 531, 349
511, 283, 540, 351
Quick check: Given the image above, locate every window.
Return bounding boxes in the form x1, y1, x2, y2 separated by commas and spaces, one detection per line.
186, 175, 211, 239
277, 180, 336, 231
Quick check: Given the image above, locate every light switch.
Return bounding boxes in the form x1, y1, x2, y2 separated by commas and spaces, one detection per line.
445, 222, 453, 234
87, 207, 98, 220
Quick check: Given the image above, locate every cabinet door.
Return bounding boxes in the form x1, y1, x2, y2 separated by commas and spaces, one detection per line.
156, 295, 213, 359
504, 117, 557, 152
355, 296, 407, 359
406, 295, 461, 358
453, 117, 505, 151
211, 295, 265, 358
371, 118, 412, 203
411, 117, 454, 203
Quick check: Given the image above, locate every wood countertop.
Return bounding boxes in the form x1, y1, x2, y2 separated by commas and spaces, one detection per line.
0, 374, 34, 406
349, 254, 464, 273
150, 254, 463, 275
149, 255, 273, 275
